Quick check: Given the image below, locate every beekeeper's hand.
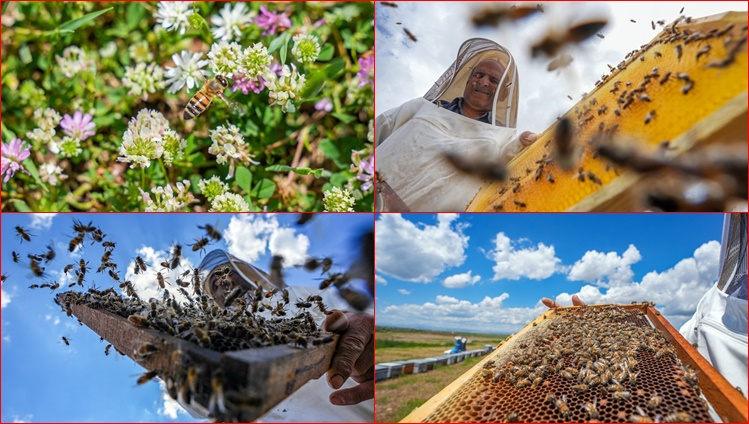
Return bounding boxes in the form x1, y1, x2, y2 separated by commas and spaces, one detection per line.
541, 294, 586, 308
323, 311, 374, 406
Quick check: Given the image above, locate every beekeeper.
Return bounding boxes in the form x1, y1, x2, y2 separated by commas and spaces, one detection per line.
179, 250, 374, 422
376, 38, 537, 212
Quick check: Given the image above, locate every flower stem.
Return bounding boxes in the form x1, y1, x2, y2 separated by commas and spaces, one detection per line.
158, 158, 168, 181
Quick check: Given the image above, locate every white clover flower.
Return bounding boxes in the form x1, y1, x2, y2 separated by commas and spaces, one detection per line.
239, 42, 272, 79
99, 41, 118, 58
207, 40, 244, 76
210, 192, 250, 212
128, 40, 154, 63
58, 136, 82, 158
367, 119, 374, 143
163, 50, 210, 94
118, 109, 170, 169
323, 186, 356, 212
26, 128, 56, 148
264, 65, 306, 113
198, 176, 230, 202
39, 163, 68, 185
208, 123, 259, 179
123, 62, 166, 97
55, 46, 93, 78
154, 1, 194, 35
161, 129, 186, 167
33, 107, 62, 132
210, 2, 255, 42
291, 33, 321, 63
139, 180, 194, 212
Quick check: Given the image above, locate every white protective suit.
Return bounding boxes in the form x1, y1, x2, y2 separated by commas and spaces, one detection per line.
680, 214, 748, 396
376, 38, 523, 212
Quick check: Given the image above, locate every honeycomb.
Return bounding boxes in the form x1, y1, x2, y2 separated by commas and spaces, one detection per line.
421, 306, 712, 423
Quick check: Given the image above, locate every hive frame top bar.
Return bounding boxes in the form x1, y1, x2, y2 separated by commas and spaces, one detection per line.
402, 303, 747, 423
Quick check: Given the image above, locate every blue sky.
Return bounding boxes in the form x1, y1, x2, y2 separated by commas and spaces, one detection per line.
1, 213, 373, 422
376, 213, 725, 334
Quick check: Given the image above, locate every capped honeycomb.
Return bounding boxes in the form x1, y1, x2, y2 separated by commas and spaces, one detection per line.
422, 306, 712, 423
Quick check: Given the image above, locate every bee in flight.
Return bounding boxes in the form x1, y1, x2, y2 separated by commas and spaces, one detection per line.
183, 75, 240, 120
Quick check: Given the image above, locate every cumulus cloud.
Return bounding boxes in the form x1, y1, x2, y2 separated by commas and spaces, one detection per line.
443, 271, 480, 289
157, 381, 190, 419
556, 241, 721, 328
490, 233, 561, 281
397, 289, 412, 295
1, 288, 10, 308
268, 227, 310, 267
29, 213, 56, 230
379, 293, 538, 333
224, 215, 279, 264
376, 274, 388, 286
568, 244, 642, 287
376, 214, 469, 283
124, 246, 194, 304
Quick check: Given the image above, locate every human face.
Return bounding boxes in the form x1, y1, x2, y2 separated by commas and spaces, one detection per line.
208, 270, 248, 308
462, 60, 505, 118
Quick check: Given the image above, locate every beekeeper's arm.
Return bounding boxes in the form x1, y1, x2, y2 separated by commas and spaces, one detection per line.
375, 98, 426, 147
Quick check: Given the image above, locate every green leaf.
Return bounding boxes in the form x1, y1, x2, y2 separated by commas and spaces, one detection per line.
21, 158, 48, 192
301, 72, 326, 100
331, 112, 356, 124
251, 178, 276, 199
265, 164, 294, 172
268, 33, 287, 54
9, 199, 32, 212
279, 32, 290, 64
324, 57, 346, 78
319, 139, 340, 160
235, 166, 252, 193
292, 167, 312, 176
57, 7, 113, 32
126, 3, 146, 30
317, 44, 335, 61
188, 13, 207, 30
2, 3, 9, 15
2, 121, 17, 141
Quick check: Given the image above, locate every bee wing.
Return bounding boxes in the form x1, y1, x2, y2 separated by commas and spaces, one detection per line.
218, 94, 248, 116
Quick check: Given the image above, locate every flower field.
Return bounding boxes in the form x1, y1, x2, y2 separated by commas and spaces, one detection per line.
1, 2, 374, 211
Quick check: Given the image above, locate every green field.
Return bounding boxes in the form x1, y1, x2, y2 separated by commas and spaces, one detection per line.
376, 327, 506, 422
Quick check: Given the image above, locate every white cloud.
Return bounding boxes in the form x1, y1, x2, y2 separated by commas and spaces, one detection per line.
268, 227, 310, 267
491, 233, 561, 280
1, 288, 11, 308
224, 215, 279, 264
157, 381, 190, 419
443, 271, 481, 288
556, 241, 721, 328
125, 246, 194, 304
397, 289, 412, 295
376, 214, 469, 283
379, 293, 538, 333
29, 213, 56, 230
568, 244, 642, 287
376, 274, 388, 285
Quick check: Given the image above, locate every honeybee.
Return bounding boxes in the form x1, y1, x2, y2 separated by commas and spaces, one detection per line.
104, 344, 112, 356
270, 255, 285, 287
612, 390, 631, 400
170, 244, 182, 269
12, 251, 20, 263
136, 370, 159, 385
663, 412, 693, 422
190, 237, 210, 255
183, 75, 232, 120
135, 342, 159, 360
102, 241, 116, 251
648, 391, 663, 409
128, 314, 149, 327
30, 258, 45, 277
338, 287, 371, 311
582, 396, 599, 419
15, 225, 32, 242
135, 256, 147, 274
61, 336, 71, 346
224, 286, 244, 308
631, 406, 654, 422
198, 224, 222, 241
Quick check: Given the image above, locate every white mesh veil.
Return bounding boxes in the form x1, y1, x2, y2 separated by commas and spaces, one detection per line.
423, 38, 519, 128
716, 214, 747, 300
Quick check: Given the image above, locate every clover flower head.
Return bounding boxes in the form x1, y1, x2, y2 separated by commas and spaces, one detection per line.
118, 109, 170, 169
128, 40, 154, 63
60, 111, 96, 141
164, 50, 210, 94
239, 42, 272, 79
1, 138, 31, 183
208, 123, 259, 179
255, 5, 291, 36
367, 119, 374, 143
264, 65, 306, 113
198, 176, 230, 202
231, 73, 265, 95
210, 192, 250, 212
207, 40, 243, 76
291, 33, 321, 63
161, 129, 186, 167
123, 62, 166, 97
323, 186, 356, 212
39, 163, 68, 185
211, 2, 255, 42
34, 107, 62, 132
58, 136, 82, 158
139, 180, 194, 212
56, 46, 93, 78
154, 1, 194, 35
99, 41, 118, 59
26, 128, 56, 148
356, 155, 374, 192
356, 54, 374, 89
314, 98, 333, 113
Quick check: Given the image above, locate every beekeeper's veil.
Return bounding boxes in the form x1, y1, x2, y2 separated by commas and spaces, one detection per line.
197, 249, 280, 301
424, 38, 519, 128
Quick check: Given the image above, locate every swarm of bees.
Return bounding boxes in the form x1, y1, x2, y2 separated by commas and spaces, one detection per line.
424, 305, 713, 423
